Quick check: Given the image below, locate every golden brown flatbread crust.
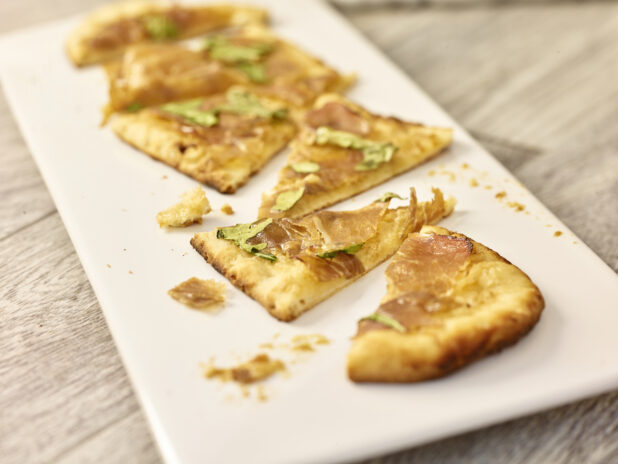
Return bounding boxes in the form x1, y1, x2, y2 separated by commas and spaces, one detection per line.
258, 94, 452, 219
102, 25, 353, 116
191, 189, 455, 321
347, 225, 545, 382
110, 90, 296, 193
67, 2, 267, 66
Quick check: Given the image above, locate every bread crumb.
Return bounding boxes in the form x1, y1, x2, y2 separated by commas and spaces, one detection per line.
129, 270, 133, 275
157, 186, 211, 228
469, 178, 479, 187
256, 385, 268, 402
106, 264, 111, 269
428, 170, 436, 177
292, 342, 314, 352
495, 191, 507, 199
439, 170, 456, 182
204, 354, 285, 384
554, 231, 563, 237
461, 163, 470, 169
507, 201, 525, 212
221, 204, 235, 215
162, 175, 168, 179
168, 277, 225, 309
291, 334, 330, 347
484, 185, 492, 190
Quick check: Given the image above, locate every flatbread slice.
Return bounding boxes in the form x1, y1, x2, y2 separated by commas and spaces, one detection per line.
347, 225, 545, 382
103, 25, 353, 116
67, 1, 267, 66
191, 188, 455, 321
111, 87, 296, 193
257, 94, 453, 219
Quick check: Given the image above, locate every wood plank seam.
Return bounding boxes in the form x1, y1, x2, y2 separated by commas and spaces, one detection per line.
0, 209, 57, 244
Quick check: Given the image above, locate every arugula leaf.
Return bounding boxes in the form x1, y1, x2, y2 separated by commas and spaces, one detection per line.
202, 36, 272, 83
290, 161, 320, 173
160, 99, 218, 126
142, 15, 179, 40
377, 192, 405, 202
235, 62, 268, 83
355, 143, 397, 171
202, 36, 272, 63
272, 187, 304, 212
315, 127, 397, 171
159, 90, 286, 126
360, 312, 406, 333
125, 102, 144, 113
316, 242, 364, 259
315, 126, 364, 148
219, 88, 286, 120
254, 251, 277, 261
216, 219, 276, 261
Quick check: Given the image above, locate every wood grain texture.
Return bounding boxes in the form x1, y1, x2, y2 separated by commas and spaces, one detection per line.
1, 1, 617, 464
0, 91, 56, 240
346, 1, 618, 271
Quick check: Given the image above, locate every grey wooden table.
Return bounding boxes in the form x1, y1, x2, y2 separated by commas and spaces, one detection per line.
1, 1, 617, 463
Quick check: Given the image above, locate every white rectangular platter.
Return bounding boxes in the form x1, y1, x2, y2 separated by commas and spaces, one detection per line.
2, 1, 618, 463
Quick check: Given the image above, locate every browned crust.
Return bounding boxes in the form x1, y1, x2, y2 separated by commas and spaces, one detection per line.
111, 109, 296, 193
115, 130, 243, 193
190, 193, 455, 321
66, 3, 268, 67
191, 233, 379, 322
190, 234, 266, 311
263, 144, 450, 220
258, 93, 453, 219
189, 206, 417, 321
347, 226, 545, 382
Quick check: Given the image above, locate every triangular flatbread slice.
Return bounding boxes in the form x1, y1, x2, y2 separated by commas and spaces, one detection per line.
191, 188, 454, 321
111, 87, 296, 193
103, 25, 353, 116
347, 226, 544, 382
67, 2, 267, 66
257, 94, 453, 219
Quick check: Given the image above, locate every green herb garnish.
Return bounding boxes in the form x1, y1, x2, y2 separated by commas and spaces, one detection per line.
202, 36, 272, 62
316, 242, 364, 259
216, 219, 276, 261
377, 192, 405, 202
290, 161, 320, 174
142, 15, 179, 40
360, 312, 406, 333
235, 62, 268, 83
272, 187, 304, 212
159, 89, 286, 126
315, 127, 398, 171
125, 102, 144, 113
202, 36, 272, 83
160, 99, 218, 126
219, 88, 286, 120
